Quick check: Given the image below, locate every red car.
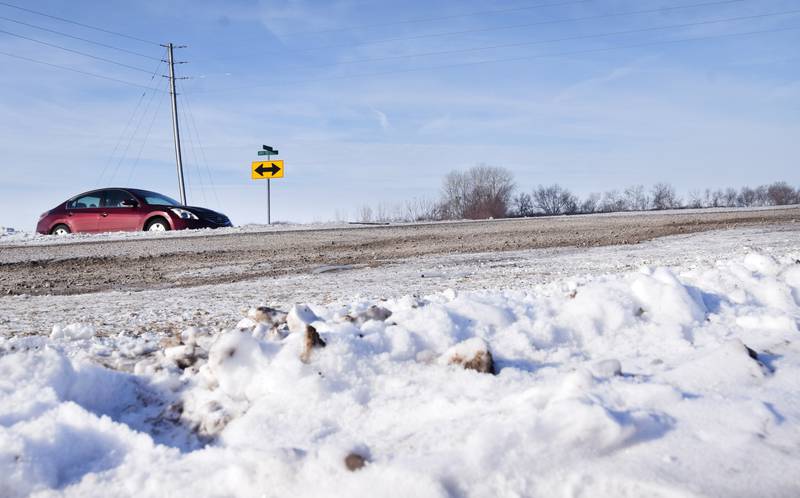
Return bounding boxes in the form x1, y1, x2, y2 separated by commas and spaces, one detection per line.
36, 188, 232, 235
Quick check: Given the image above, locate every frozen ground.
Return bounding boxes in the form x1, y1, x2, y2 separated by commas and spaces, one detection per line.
2, 205, 797, 248
1, 226, 799, 497
2, 206, 798, 297
0, 221, 345, 247
1, 225, 798, 336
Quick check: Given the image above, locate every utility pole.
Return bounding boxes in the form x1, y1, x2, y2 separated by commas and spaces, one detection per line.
164, 42, 187, 205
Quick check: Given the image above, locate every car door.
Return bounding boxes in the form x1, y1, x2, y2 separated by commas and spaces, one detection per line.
65, 192, 103, 233
97, 189, 142, 232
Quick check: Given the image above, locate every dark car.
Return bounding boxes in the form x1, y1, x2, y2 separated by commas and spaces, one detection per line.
36, 188, 232, 235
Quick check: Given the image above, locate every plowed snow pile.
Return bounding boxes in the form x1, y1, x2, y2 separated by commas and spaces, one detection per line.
2, 252, 800, 497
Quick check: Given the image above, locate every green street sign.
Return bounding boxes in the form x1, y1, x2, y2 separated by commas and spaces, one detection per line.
258, 150, 279, 156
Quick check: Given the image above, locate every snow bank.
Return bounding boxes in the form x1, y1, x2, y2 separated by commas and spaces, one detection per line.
1, 251, 799, 497
50, 323, 96, 340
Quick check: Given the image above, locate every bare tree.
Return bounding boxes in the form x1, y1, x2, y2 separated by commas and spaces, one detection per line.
402, 197, 440, 222
469, 164, 516, 218
532, 184, 578, 215
723, 188, 738, 207
440, 170, 471, 219
687, 190, 704, 209
357, 204, 373, 223
710, 189, 725, 207
599, 190, 627, 213
623, 184, 650, 211
754, 185, 769, 206
440, 165, 515, 219
651, 183, 680, 210
737, 187, 756, 207
512, 192, 535, 217
580, 192, 600, 214
374, 203, 390, 222
766, 181, 797, 205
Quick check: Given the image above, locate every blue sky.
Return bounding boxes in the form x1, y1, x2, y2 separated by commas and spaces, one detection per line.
1, 0, 798, 229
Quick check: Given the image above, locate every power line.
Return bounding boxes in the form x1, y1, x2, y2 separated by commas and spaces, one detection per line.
177, 83, 208, 206
180, 85, 222, 209
180, 108, 207, 205
0, 15, 161, 60
341, 0, 749, 48
109, 75, 166, 184
193, 25, 800, 95
282, 0, 592, 36
0, 49, 162, 89
98, 56, 165, 186
127, 83, 170, 185
0, 1, 159, 45
297, 8, 800, 70
0, 27, 155, 73
197, 0, 748, 61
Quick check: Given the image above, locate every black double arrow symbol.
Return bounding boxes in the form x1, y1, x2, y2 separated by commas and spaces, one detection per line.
255, 162, 281, 177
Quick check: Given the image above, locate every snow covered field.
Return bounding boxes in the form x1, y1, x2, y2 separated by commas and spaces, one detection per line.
1, 227, 799, 497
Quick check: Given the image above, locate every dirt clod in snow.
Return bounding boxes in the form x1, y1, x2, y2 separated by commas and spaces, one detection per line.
345, 305, 393, 324
300, 325, 326, 363
165, 344, 199, 369
442, 338, 496, 374
248, 306, 287, 326
344, 452, 368, 471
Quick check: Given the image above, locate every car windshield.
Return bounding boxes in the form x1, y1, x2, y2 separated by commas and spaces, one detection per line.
130, 189, 181, 206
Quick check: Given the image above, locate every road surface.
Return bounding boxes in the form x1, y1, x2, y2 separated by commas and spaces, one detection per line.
1, 207, 798, 297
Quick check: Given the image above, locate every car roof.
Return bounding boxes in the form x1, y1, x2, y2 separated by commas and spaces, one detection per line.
68, 188, 138, 200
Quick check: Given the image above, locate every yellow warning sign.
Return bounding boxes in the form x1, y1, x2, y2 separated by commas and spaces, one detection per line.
251, 160, 284, 179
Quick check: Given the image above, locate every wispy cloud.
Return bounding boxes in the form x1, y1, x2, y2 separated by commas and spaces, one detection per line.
553, 65, 635, 103
371, 107, 390, 130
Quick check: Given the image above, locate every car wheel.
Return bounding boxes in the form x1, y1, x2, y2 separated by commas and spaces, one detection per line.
145, 217, 170, 232
51, 224, 71, 236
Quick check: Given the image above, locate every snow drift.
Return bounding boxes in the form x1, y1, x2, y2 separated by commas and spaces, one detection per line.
1, 252, 799, 497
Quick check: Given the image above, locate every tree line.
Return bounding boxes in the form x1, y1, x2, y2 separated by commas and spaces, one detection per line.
355, 165, 799, 222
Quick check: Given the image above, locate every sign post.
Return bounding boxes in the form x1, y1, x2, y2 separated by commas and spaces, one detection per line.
251, 145, 283, 225
268, 175, 270, 225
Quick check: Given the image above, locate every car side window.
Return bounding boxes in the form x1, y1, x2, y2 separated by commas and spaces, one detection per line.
67, 193, 102, 209
102, 190, 135, 208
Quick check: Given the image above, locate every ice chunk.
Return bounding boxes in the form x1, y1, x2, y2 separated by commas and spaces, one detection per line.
287, 304, 321, 334
591, 359, 622, 378
50, 323, 96, 340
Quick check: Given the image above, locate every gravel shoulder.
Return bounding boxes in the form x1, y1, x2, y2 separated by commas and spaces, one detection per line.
1, 207, 798, 296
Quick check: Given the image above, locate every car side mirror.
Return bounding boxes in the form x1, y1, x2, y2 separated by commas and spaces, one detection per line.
121, 199, 138, 207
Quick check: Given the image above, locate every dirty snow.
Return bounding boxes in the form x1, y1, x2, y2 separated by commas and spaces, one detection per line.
1, 232, 800, 497
0, 222, 347, 247
3, 205, 797, 248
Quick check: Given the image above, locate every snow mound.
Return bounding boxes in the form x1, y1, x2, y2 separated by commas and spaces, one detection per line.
439, 337, 496, 374
1, 251, 800, 497
50, 323, 95, 340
